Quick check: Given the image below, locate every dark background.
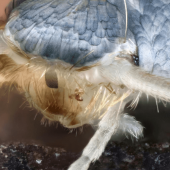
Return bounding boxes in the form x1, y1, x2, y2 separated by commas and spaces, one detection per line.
0, 0, 11, 21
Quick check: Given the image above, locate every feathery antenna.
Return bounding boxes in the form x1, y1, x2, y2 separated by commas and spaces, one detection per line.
69, 50, 94, 70
123, 0, 128, 42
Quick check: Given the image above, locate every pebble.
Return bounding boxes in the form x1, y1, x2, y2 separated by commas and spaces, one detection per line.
55, 153, 60, 158
1, 145, 7, 149
104, 151, 112, 156
123, 155, 135, 163
36, 159, 42, 164
145, 143, 150, 147
10, 149, 17, 153
162, 142, 169, 148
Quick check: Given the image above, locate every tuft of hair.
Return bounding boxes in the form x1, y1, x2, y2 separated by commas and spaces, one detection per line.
112, 114, 144, 141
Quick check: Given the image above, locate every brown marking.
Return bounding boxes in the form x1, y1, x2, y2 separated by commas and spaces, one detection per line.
69, 118, 79, 126
120, 84, 125, 89
75, 63, 100, 72
0, 21, 6, 30
74, 88, 84, 101
0, 56, 5, 70
75, 94, 83, 101
105, 83, 116, 94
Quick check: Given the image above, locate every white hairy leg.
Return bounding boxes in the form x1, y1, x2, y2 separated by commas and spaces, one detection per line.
68, 101, 127, 170
100, 59, 170, 102
111, 114, 143, 141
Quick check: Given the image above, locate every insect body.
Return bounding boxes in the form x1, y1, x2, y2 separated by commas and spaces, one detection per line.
0, 0, 170, 169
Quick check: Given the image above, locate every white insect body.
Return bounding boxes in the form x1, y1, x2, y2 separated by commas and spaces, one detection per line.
0, 0, 170, 169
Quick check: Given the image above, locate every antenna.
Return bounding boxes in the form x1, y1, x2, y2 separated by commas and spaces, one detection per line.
123, 0, 128, 43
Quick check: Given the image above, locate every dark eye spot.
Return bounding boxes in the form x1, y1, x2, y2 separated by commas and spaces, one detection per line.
132, 55, 139, 66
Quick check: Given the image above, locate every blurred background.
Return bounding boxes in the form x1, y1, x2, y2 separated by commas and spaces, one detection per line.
0, 0, 170, 155
0, 0, 11, 22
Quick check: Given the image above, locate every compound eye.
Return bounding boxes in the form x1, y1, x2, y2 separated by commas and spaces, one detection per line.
45, 65, 58, 89
132, 55, 139, 66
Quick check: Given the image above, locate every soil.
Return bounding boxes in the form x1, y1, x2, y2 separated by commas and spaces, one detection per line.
1, 141, 170, 170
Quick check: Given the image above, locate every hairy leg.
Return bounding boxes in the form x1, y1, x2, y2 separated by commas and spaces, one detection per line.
100, 59, 170, 102
111, 114, 143, 141
68, 101, 128, 170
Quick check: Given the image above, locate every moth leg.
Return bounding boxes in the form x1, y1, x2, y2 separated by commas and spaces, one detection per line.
68, 101, 127, 170
111, 114, 143, 141
100, 59, 170, 102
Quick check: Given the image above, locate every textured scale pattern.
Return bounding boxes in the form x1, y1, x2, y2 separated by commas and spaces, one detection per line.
6, 0, 128, 66
128, 0, 170, 78
5, 0, 170, 76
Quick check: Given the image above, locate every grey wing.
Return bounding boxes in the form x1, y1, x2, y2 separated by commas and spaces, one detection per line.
128, 0, 170, 78
5, 0, 130, 66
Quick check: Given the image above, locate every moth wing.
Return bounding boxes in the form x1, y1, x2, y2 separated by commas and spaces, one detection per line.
129, 0, 170, 78
5, 0, 130, 66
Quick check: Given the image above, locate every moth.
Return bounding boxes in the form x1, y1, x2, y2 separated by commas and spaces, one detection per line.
0, 0, 170, 169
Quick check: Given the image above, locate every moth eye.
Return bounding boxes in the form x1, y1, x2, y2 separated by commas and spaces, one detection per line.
132, 55, 139, 66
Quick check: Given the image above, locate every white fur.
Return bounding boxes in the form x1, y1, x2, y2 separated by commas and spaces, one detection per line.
69, 102, 125, 170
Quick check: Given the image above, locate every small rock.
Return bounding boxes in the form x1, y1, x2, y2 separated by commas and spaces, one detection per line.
145, 143, 150, 147
162, 142, 169, 148
123, 155, 135, 163
10, 149, 17, 153
104, 151, 112, 156
55, 153, 60, 158
36, 159, 42, 164
152, 166, 155, 169
1, 145, 7, 149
